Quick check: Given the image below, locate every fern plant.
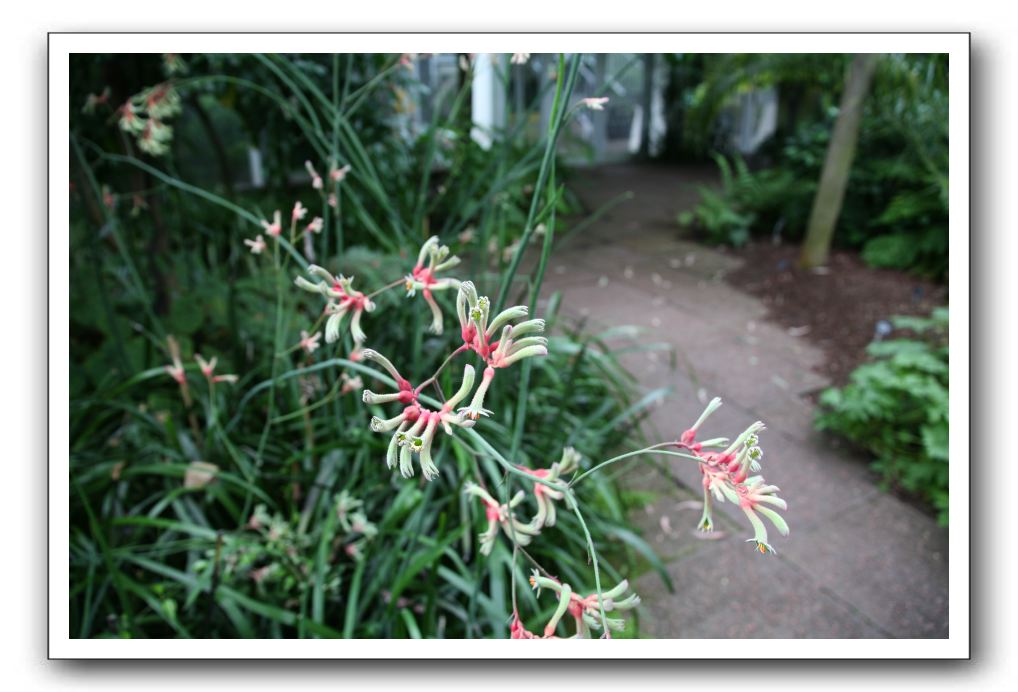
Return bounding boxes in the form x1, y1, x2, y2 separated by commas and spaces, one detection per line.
678, 152, 799, 247
815, 307, 949, 524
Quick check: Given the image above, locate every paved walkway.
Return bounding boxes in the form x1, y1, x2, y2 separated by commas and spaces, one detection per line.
535, 163, 948, 638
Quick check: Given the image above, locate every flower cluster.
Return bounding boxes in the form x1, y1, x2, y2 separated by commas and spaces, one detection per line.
305, 159, 352, 212
197, 493, 377, 595
461, 448, 578, 556
162, 53, 188, 76
580, 96, 610, 111
463, 482, 539, 556
515, 447, 580, 529
512, 572, 640, 639
118, 82, 182, 156
267, 153, 788, 639
298, 330, 322, 354
243, 235, 267, 254
404, 236, 462, 334
334, 490, 379, 560
163, 335, 188, 388
81, 86, 111, 115
294, 265, 376, 347
320, 239, 549, 483
361, 349, 477, 480
260, 210, 282, 238
677, 397, 790, 554
164, 337, 237, 400
194, 354, 238, 385
455, 281, 547, 419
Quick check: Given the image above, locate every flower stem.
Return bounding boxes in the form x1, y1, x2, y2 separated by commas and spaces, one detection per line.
569, 444, 702, 488
564, 492, 609, 636
494, 53, 582, 315
365, 278, 404, 300
414, 345, 467, 397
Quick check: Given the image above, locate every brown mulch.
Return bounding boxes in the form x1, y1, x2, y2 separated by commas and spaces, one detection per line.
725, 241, 948, 388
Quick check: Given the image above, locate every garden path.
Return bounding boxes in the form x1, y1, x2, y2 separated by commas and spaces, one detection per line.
534, 163, 949, 638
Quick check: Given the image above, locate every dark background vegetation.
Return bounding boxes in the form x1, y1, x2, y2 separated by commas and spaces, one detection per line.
667, 53, 948, 279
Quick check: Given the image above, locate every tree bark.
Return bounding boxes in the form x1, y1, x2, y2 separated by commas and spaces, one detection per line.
798, 54, 880, 268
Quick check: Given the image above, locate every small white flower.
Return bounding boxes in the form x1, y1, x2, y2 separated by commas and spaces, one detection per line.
581, 97, 610, 111
261, 210, 282, 237
244, 235, 267, 255
305, 160, 323, 190
194, 353, 238, 385
299, 330, 322, 354
330, 164, 351, 182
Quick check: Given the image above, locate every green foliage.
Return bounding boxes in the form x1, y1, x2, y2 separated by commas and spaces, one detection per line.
676, 54, 948, 278
70, 292, 664, 639
815, 308, 949, 524
680, 54, 849, 158
69, 52, 663, 640
678, 152, 799, 247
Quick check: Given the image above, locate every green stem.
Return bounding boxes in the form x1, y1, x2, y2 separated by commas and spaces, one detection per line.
565, 494, 609, 637
327, 52, 341, 260
506, 149, 562, 465
569, 444, 701, 488
494, 53, 581, 314
254, 53, 325, 138
344, 58, 401, 117
255, 239, 287, 468
71, 136, 164, 339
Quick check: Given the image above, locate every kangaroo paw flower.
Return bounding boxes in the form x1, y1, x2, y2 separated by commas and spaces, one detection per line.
524, 571, 640, 638
294, 268, 374, 347
678, 397, 789, 554
405, 236, 462, 332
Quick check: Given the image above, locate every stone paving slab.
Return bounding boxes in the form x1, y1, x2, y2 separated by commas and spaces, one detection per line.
778, 492, 950, 638
634, 538, 887, 639
663, 329, 829, 410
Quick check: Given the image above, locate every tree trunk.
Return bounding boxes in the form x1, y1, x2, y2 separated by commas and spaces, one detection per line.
798, 54, 880, 268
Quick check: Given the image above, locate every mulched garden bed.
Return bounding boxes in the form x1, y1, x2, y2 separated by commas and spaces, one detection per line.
725, 241, 948, 389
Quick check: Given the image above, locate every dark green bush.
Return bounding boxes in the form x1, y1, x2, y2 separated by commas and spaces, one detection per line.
815, 308, 949, 524
677, 152, 798, 247
675, 54, 948, 279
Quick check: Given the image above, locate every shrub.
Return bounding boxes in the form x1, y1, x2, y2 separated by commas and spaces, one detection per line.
815, 307, 949, 523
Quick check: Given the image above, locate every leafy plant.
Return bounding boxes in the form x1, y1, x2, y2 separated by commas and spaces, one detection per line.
678, 152, 798, 247
816, 307, 949, 524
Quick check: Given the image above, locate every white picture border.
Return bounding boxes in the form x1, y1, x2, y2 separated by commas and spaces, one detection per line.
50, 32, 970, 659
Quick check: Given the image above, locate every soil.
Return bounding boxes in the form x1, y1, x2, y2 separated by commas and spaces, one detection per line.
724, 241, 948, 388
